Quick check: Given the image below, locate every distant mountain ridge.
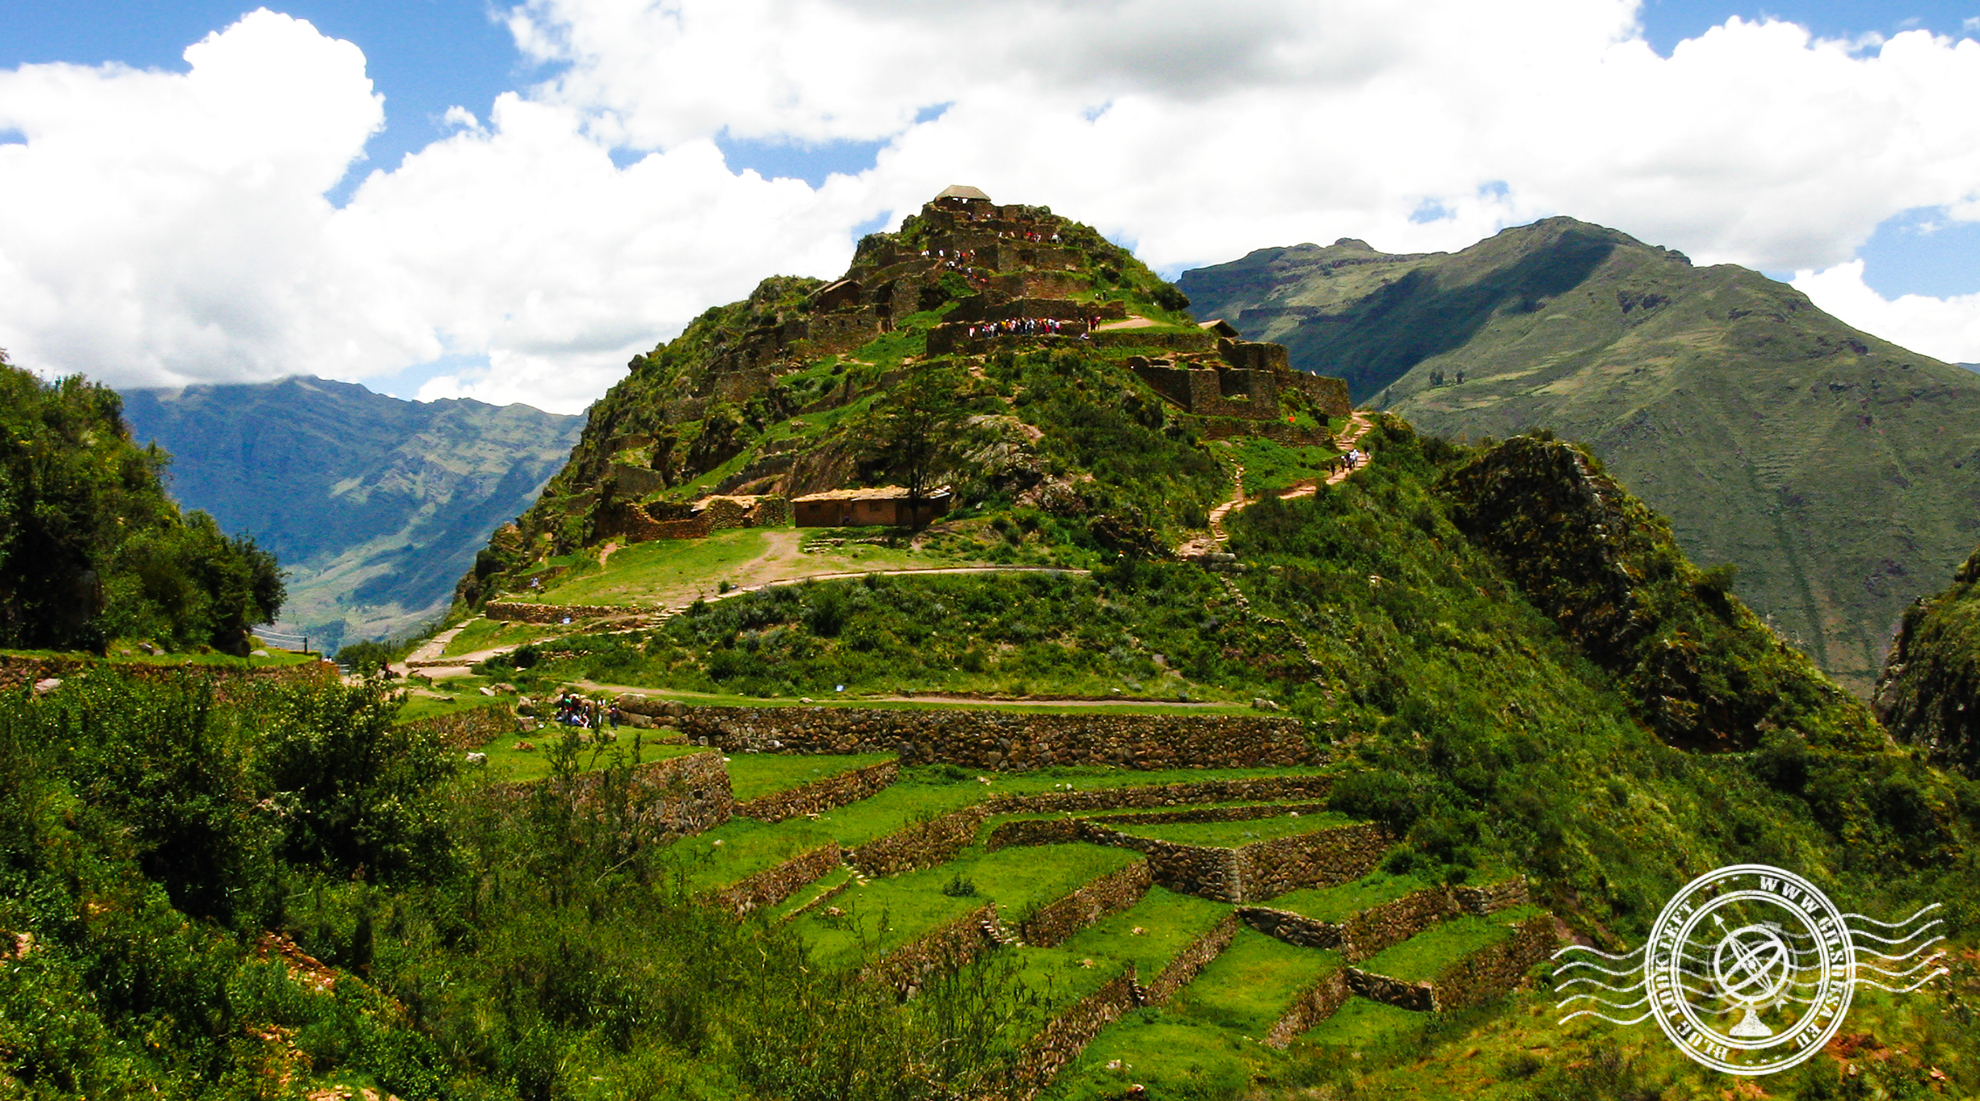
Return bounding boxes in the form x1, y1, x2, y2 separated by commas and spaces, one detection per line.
1181, 218, 1980, 695
121, 377, 585, 649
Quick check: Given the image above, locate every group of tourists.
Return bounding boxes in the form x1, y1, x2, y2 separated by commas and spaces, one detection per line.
553, 691, 619, 731
963, 317, 1081, 339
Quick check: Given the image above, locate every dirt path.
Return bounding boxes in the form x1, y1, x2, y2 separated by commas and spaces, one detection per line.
1177, 460, 1246, 558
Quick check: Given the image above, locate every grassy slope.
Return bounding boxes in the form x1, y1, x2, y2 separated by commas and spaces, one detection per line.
1181, 218, 1980, 695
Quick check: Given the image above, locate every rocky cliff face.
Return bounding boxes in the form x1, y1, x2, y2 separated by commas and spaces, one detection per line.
1875, 547, 1980, 776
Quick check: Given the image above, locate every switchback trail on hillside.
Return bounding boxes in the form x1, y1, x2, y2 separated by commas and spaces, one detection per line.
1176, 412, 1373, 557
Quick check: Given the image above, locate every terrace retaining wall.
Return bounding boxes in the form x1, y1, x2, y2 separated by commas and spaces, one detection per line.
663, 703, 1317, 771
989, 819, 1391, 904
707, 843, 844, 917
398, 703, 518, 750
1138, 912, 1240, 1006
1428, 914, 1556, 1012
733, 758, 901, 823
1241, 879, 1532, 961
864, 903, 1003, 1000
1346, 968, 1436, 1012
1009, 966, 1140, 1101
1238, 907, 1341, 951
0, 654, 338, 694
1017, 862, 1152, 947
1264, 969, 1352, 1049
501, 750, 734, 839
847, 806, 990, 877
1234, 824, 1392, 901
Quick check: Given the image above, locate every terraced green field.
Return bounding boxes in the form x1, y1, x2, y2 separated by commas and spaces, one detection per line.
791, 844, 1141, 964
1109, 812, 1356, 846
725, 751, 892, 801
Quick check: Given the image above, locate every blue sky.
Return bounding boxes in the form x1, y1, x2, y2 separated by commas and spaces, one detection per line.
2, 0, 1976, 408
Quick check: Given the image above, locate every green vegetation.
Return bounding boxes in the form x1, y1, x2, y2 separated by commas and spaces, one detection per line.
1263, 865, 1442, 920
791, 844, 1140, 962
1357, 907, 1544, 983
1181, 217, 1980, 695
726, 751, 893, 801
0, 358, 283, 654
1875, 542, 1980, 777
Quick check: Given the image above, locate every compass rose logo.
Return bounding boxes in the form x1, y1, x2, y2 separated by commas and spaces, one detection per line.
1553, 864, 1947, 1076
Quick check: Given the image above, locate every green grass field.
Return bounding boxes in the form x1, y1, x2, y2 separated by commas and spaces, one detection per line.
533, 529, 774, 606
1357, 907, 1545, 983
1296, 996, 1432, 1047
791, 844, 1142, 965
1011, 887, 1230, 1010
1261, 865, 1437, 921
726, 751, 893, 802
441, 618, 561, 657
471, 731, 708, 784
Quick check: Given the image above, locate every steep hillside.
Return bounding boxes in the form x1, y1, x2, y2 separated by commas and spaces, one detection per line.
457, 189, 1346, 611
121, 377, 584, 648
1181, 219, 1980, 694
1876, 544, 1980, 777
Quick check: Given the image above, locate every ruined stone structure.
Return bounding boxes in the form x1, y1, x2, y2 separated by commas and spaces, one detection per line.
603, 493, 789, 543
1127, 338, 1352, 422
792, 486, 953, 528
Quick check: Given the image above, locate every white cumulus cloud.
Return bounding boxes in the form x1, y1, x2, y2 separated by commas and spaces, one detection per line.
1794, 261, 1980, 364
2, 2, 1979, 411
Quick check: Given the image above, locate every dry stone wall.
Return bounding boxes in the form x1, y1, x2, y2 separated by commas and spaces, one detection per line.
848, 806, 990, 877
1264, 969, 1351, 1049
1237, 907, 1341, 951
1346, 968, 1436, 1012
733, 759, 900, 823
1018, 862, 1152, 947
1234, 824, 1391, 901
666, 703, 1316, 771
500, 750, 733, 840
989, 818, 1390, 903
1428, 914, 1556, 1012
707, 843, 843, 917
864, 903, 1003, 1000
1008, 966, 1140, 1101
397, 703, 519, 750
0, 654, 339, 694
1139, 913, 1240, 1006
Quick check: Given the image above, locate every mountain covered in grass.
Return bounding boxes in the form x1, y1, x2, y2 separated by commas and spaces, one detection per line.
1179, 219, 1980, 696
121, 376, 583, 649
7, 192, 1980, 1100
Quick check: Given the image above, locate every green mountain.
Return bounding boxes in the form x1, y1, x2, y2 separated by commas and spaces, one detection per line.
1179, 219, 1980, 695
0, 356, 280, 653
6, 193, 1976, 1101
121, 377, 584, 650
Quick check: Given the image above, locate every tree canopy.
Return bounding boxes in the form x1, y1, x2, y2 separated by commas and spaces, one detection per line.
0, 355, 282, 652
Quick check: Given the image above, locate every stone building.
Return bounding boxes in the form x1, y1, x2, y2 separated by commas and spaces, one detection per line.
793, 486, 954, 528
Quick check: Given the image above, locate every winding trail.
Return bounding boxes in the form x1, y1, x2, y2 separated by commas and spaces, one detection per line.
1174, 411, 1375, 557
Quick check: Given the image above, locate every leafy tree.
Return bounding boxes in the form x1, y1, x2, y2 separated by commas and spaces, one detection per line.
0, 354, 283, 652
